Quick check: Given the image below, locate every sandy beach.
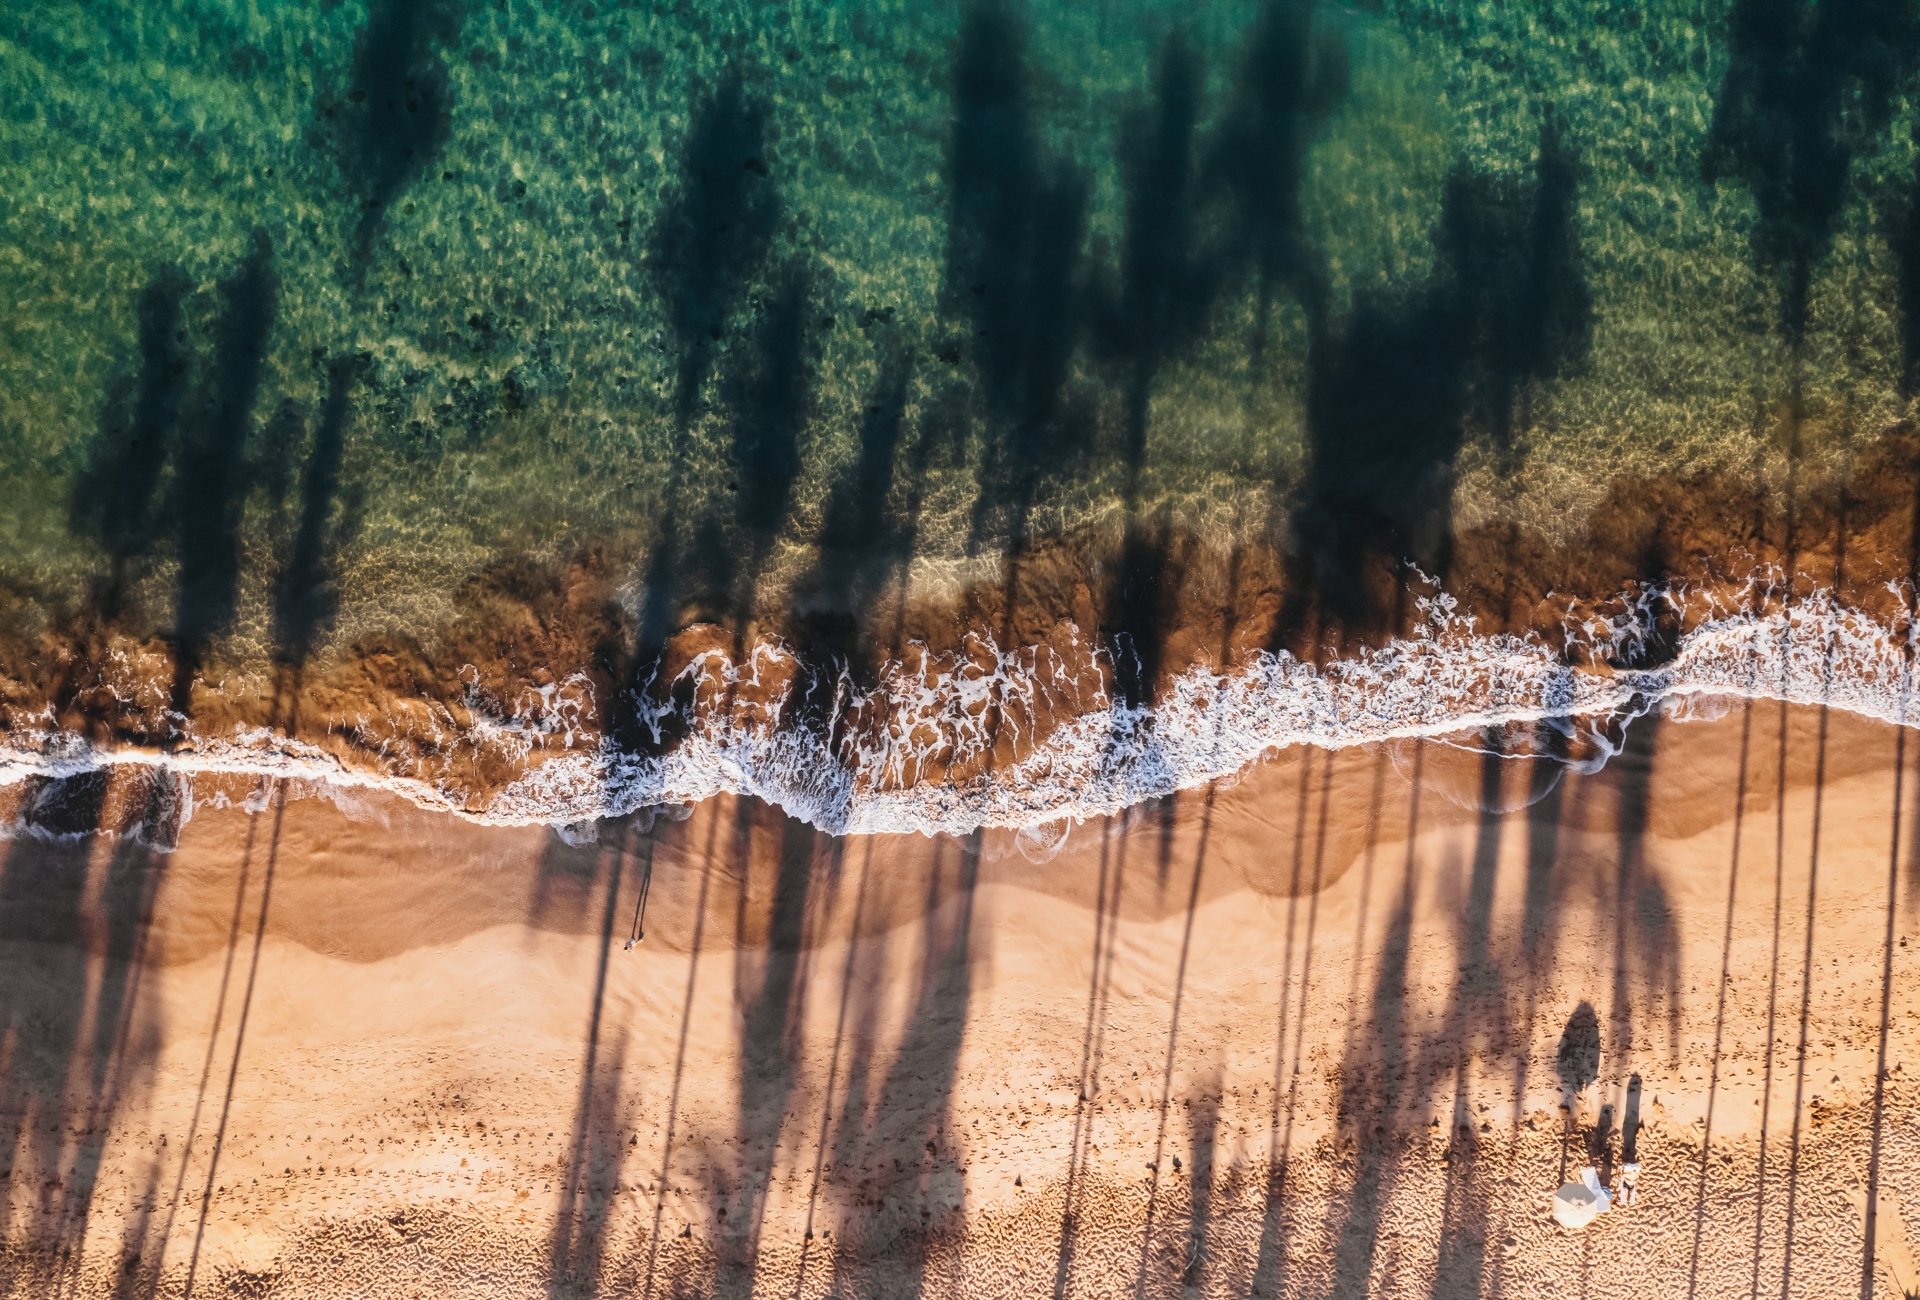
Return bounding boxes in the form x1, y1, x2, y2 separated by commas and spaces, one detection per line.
2, 697, 1917, 1298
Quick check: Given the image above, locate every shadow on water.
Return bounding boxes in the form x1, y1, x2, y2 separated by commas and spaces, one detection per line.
1093, 31, 1212, 708
1204, 0, 1346, 356
605, 68, 794, 757
947, 0, 1091, 560
323, 0, 463, 265
1889, 127, 1920, 396
647, 69, 781, 431
72, 235, 347, 714
69, 232, 280, 726
72, 269, 194, 622
272, 356, 366, 674
717, 256, 818, 626
1704, 0, 1920, 344
166, 231, 279, 724
791, 345, 916, 668
1276, 118, 1592, 652
1096, 30, 1216, 479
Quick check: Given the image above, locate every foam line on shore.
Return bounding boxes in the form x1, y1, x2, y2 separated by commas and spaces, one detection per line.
2, 581, 1915, 839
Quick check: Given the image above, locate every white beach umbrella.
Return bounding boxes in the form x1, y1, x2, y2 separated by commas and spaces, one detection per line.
1552, 1168, 1611, 1230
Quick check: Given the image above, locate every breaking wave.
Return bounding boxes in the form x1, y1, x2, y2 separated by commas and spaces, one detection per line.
2, 576, 1916, 840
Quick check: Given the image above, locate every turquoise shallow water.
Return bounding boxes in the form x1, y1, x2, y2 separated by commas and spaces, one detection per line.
3, 0, 1920, 817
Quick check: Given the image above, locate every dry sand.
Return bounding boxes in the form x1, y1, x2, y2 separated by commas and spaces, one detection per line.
2, 698, 1918, 1298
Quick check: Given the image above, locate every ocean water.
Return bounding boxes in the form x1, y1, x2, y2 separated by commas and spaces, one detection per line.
4, 0, 1920, 837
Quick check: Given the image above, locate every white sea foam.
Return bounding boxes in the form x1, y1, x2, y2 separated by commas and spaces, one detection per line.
2, 578, 1915, 839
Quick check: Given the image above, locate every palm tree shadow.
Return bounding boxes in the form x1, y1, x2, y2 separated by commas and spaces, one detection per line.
321, 0, 464, 268
1274, 116, 1591, 654
1703, 0, 1920, 345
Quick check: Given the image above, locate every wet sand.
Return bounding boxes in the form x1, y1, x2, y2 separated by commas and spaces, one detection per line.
2, 700, 1918, 1298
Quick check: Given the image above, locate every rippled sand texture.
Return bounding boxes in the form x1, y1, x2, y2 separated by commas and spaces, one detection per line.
1, 701, 1916, 1298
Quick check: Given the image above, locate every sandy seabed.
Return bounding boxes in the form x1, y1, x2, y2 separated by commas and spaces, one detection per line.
2, 699, 1918, 1298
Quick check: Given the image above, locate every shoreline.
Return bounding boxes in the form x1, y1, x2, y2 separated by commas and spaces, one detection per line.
6, 570, 1920, 840
2, 699, 1916, 1296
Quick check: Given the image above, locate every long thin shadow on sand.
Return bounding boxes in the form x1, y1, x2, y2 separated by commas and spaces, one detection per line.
640, 812, 727, 1300
0, 771, 170, 1297
544, 820, 641, 1296
1132, 788, 1211, 1296
1606, 706, 1682, 1085
790, 838, 880, 1298
1748, 410, 1814, 1299
1424, 736, 1508, 1298
1326, 743, 1424, 1293
177, 784, 296, 1300
1685, 694, 1759, 1300
722, 813, 838, 1288
1051, 815, 1131, 1299
1860, 473, 1920, 1297
1245, 745, 1333, 1298
1776, 499, 1850, 1298
1130, 524, 1255, 1289
137, 806, 261, 1300
812, 833, 981, 1299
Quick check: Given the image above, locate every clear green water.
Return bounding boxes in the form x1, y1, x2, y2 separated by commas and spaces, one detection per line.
1, 0, 1916, 687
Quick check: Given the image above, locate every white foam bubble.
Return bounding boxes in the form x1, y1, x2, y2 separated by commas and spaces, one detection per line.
2, 577, 1914, 839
